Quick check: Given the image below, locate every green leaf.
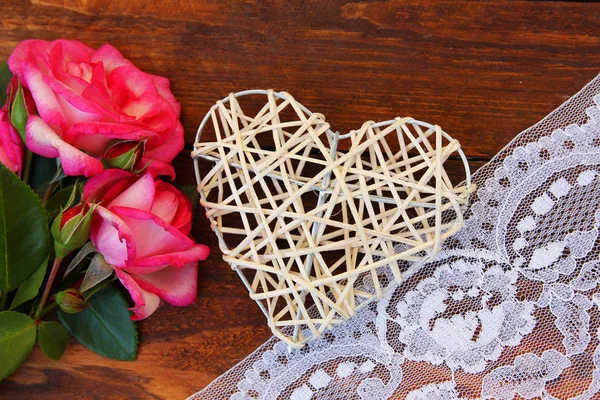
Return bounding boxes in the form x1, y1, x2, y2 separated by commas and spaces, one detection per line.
177, 185, 200, 223
0, 163, 51, 298
0, 62, 12, 109
0, 311, 37, 380
37, 321, 70, 360
9, 258, 48, 310
58, 285, 137, 361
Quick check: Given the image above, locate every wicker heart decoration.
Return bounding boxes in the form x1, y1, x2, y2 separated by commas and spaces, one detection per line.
192, 90, 473, 348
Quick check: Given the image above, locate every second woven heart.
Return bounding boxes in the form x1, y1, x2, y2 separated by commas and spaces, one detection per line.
193, 90, 473, 348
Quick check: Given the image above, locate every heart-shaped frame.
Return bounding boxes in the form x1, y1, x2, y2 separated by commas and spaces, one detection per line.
193, 90, 473, 348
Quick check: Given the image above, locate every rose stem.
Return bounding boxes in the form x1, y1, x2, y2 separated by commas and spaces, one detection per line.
38, 302, 57, 319
42, 180, 58, 206
0, 290, 6, 310
35, 256, 63, 319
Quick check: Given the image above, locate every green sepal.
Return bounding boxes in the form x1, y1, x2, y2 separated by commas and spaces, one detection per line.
9, 83, 28, 143
102, 140, 145, 171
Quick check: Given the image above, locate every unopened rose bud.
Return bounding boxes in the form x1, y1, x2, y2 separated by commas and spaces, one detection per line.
102, 140, 145, 171
51, 203, 95, 258
55, 288, 87, 314
7, 77, 35, 142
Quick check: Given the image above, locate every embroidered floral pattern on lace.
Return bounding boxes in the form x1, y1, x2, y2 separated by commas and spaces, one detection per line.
383, 250, 535, 374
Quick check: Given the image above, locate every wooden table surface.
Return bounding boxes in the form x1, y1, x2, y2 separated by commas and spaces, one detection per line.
1, 0, 599, 398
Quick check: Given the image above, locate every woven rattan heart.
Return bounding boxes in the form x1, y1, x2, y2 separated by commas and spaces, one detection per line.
192, 90, 473, 348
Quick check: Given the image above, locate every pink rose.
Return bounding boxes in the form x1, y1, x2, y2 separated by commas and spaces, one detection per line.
8, 39, 183, 178
84, 169, 209, 320
0, 106, 24, 174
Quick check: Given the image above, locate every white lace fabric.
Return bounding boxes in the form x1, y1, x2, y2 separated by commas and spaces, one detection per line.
190, 74, 600, 400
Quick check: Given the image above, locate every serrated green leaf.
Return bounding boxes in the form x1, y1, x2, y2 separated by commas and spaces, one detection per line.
0, 62, 12, 109
58, 285, 137, 361
37, 321, 70, 360
9, 258, 48, 310
0, 163, 51, 299
0, 311, 36, 380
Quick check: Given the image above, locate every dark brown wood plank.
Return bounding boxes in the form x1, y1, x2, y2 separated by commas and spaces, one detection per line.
0, 0, 598, 156
0, 0, 598, 398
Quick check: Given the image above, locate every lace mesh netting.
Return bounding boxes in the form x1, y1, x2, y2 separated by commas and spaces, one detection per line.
190, 74, 600, 400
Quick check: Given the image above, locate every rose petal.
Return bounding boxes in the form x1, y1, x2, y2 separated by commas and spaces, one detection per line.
108, 171, 155, 212
0, 108, 24, 174
43, 74, 102, 117
122, 91, 162, 121
129, 263, 198, 307
108, 66, 160, 117
139, 158, 177, 179
7, 39, 50, 77
122, 264, 170, 275
19, 60, 66, 128
84, 169, 136, 203
139, 121, 184, 179
69, 121, 155, 138
68, 122, 155, 156
139, 97, 179, 135
79, 62, 119, 116
48, 40, 95, 67
55, 68, 89, 95
42, 74, 103, 139
111, 206, 209, 267
150, 187, 179, 225
145, 121, 184, 163
156, 181, 193, 235
114, 269, 160, 321
150, 74, 181, 116
133, 245, 209, 269
92, 44, 133, 74
173, 192, 193, 236
112, 206, 193, 258
26, 115, 104, 177
91, 206, 136, 267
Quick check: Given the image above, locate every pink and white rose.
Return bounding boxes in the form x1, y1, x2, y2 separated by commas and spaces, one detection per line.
8, 39, 183, 178
84, 169, 209, 320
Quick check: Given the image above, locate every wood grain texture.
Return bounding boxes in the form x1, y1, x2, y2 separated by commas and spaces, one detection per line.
0, 0, 598, 398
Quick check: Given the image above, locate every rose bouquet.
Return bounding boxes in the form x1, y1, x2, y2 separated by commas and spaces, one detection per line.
0, 39, 209, 380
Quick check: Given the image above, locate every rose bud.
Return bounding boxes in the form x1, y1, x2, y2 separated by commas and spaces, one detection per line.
55, 288, 87, 314
6, 77, 35, 142
102, 140, 145, 172
51, 203, 95, 258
